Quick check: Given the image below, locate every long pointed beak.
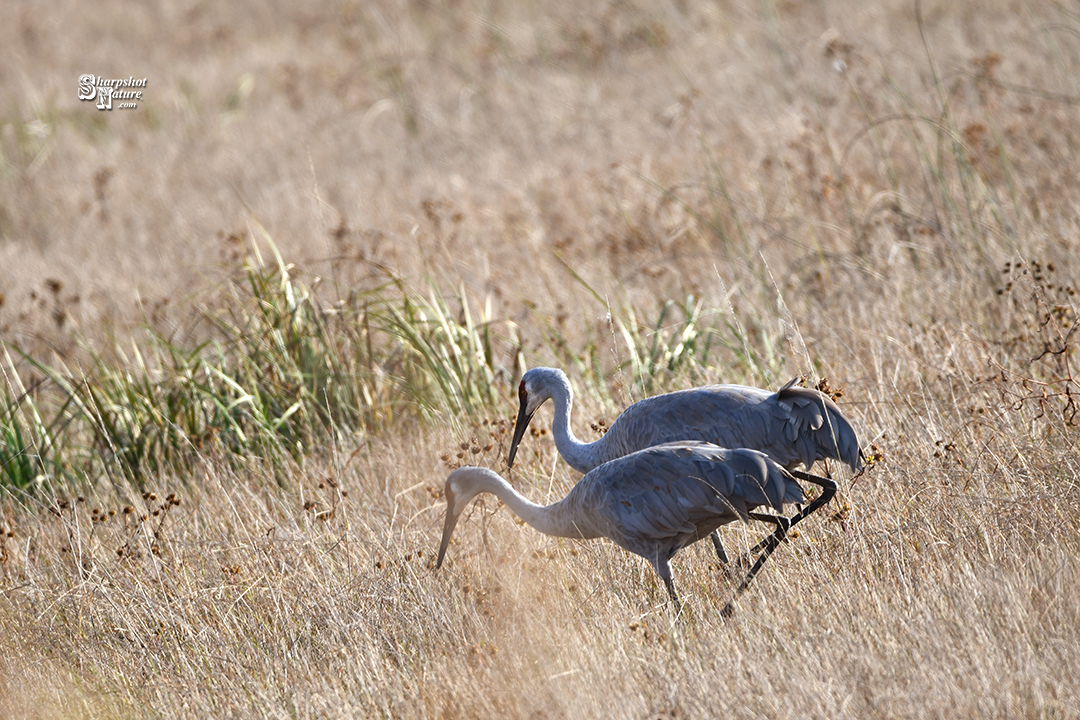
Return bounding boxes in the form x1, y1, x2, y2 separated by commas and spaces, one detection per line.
435, 503, 459, 569
506, 399, 535, 469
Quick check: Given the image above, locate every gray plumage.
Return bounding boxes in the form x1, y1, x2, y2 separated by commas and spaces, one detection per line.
508, 367, 863, 475
436, 442, 803, 606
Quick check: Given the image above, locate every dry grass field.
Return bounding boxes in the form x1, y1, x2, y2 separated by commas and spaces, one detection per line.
1, 0, 1079, 717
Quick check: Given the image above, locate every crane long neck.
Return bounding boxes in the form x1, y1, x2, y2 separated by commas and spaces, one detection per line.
474, 470, 596, 539
547, 381, 607, 473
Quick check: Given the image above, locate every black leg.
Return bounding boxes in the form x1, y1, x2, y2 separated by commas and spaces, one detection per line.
748, 511, 790, 539
709, 530, 729, 564
785, 469, 838, 529
662, 574, 680, 606
720, 513, 790, 618
746, 469, 837, 556
653, 556, 683, 611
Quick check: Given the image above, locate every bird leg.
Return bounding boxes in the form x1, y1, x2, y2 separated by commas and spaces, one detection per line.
745, 469, 838, 557
662, 575, 681, 607
785, 469, 838, 528
653, 557, 684, 611
720, 513, 790, 618
721, 470, 837, 617
709, 530, 729, 564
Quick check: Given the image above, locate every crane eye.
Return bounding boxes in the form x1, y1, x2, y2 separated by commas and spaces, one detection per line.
518, 381, 527, 397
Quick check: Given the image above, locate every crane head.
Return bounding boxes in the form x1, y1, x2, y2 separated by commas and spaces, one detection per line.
435, 469, 487, 568
507, 368, 565, 468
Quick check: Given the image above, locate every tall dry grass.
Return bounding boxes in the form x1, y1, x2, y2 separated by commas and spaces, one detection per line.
1, 0, 1079, 717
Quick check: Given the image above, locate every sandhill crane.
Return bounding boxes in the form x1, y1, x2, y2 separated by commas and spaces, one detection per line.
506, 367, 862, 562
436, 442, 835, 614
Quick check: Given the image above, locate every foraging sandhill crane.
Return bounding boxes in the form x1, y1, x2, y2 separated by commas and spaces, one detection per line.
506, 367, 863, 562
436, 442, 835, 614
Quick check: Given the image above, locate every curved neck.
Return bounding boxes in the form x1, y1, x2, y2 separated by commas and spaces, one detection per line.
472, 469, 595, 539
546, 378, 606, 473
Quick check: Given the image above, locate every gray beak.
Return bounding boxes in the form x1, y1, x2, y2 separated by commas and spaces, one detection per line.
435, 495, 459, 569
507, 397, 535, 469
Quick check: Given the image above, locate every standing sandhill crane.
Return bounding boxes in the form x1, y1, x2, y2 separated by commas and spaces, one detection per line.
436, 442, 835, 614
506, 367, 863, 562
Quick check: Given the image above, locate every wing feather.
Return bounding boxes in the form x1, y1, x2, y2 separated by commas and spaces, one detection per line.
596, 381, 862, 473
582, 442, 801, 554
